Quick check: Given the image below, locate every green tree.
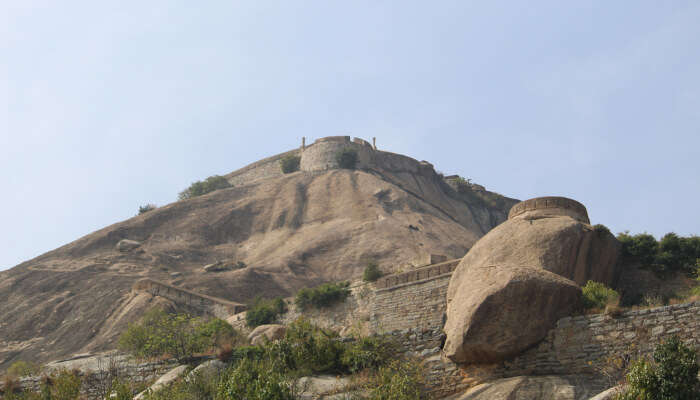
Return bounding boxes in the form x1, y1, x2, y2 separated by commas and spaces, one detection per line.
295, 282, 350, 310
581, 281, 620, 310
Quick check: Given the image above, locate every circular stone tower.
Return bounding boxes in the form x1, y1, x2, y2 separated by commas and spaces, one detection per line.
300, 136, 375, 172
507, 196, 590, 224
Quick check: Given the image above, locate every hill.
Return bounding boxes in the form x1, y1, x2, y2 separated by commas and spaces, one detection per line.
0, 136, 517, 369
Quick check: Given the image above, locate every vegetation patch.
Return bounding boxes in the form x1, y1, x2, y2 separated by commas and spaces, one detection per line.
280, 154, 301, 174
616, 336, 699, 399
245, 297, 287, 328
178, 175, 232, 200
335, 147, 358, 169
617, 231, 700, 276
118, 308, 240, 361
138, 204, 157, 215
582, 280, 620, 312
295, 281, 350, 310
363, 262, 383, 282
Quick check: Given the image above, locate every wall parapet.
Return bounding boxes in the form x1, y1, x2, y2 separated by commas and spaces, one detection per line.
133, 279, 246, 319
374, 259, 459, 290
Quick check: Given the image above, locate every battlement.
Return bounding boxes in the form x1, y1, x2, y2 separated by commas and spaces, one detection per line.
508, 196, 590, 224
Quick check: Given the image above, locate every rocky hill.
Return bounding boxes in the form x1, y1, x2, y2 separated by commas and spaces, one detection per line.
0, 136, 517, 369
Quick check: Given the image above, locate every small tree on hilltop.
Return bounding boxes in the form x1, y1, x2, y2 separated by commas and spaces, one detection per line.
279, 154, 301, 174
138, 204, 157, 215
335, 148, 358, 169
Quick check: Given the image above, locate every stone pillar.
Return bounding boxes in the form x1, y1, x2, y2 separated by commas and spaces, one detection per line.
372, 137, 377, 150
301, 137, 306, 150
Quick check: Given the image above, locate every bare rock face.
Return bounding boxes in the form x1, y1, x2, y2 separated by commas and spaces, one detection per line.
247, 324, 287, 345
442, 375, 605, 400
442, 265, 581, 363
444, 197, 620, 364
115, 239, 141, 252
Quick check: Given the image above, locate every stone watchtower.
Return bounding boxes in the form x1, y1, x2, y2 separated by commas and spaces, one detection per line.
299, 136, 375, 172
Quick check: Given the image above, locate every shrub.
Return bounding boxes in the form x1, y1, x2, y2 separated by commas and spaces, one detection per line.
341, 335, 395, 373
273, 319, 346, 375
335, 148, 358, 169
593, 224, 611, 236
279, 154, 301, 174
138, 204, 157, 215
616, 336, 699, 400
6, 361, 40, 378
118, 309, 237, 360
178, 175, 231, 200
295, 282, 350, 310
216, 358, 295, 400
582, 281, 620, 311
245, 297, 287, 328
369, 360, 423, 400
363, 262, 383, 282
43, 369, 82, 400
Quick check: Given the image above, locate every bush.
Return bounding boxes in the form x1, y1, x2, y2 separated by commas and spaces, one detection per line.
582, 281, 620, 311
616, 336, 699, 400
216, 358, 295, 400
295, 282, 350, 310
6, 361, 40, 378
363, 262, 383, 282
593, 224, 611, 236
341, 335, 395, 373
280, 154, 301, 174
335, 147, 358, 169
369, 360, 423, 400
138, 204, 157, 215
178, 175, 232, 200
245, 297, 287, 328
118, 309, 237, 360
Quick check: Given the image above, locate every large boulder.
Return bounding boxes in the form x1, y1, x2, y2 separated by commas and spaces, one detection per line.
247, 324, 287, 345
133, 364, 188, 399
444, 197, 620, 364
448, 197, 620, 290
443, 265, 582, 363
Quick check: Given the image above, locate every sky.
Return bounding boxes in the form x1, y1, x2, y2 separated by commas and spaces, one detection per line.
1, 1, 699, 270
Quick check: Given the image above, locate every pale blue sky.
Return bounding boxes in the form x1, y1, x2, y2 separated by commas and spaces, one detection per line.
1, 1, 699, 270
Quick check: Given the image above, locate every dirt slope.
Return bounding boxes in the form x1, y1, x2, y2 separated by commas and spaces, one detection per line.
0, 165, 516, 369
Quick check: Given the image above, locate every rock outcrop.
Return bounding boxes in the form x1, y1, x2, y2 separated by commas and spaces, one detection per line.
442, 375, 605, 400
444, 197, 620, 364
247, 324, 287, 345
442, 265, 581, 363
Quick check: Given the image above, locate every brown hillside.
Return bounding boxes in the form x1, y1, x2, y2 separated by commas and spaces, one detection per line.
0, 148, 517, 369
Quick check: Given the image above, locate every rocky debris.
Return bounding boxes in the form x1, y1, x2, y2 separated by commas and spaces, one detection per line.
442, 375, 605, 400
247, 324, 287, 345
115, 239, 141, 252
133, 364, 188, 400
443, 265, 582, 363
445, 197, 619, 364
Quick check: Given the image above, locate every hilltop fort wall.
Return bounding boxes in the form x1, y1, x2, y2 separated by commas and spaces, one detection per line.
224, 136, 441, 187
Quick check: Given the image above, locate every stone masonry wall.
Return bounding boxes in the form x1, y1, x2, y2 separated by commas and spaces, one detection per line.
225, 149, 300, 186
133, 279, 246, 319
368, 266, 700, 397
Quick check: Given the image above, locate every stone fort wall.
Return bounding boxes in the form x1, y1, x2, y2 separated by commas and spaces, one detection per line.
223, 136, 439, 187
132, 279, 246, 319
365, 266, 700, 396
